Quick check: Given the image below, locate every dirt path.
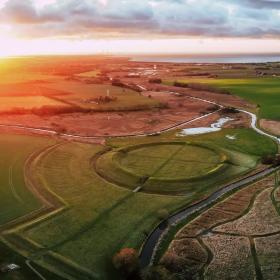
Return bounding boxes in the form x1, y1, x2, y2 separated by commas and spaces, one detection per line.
0, 88, 278, 146
25, 260, 46, 280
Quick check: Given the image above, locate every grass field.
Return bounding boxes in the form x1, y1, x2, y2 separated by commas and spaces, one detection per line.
96, 142, 228, 194
0, 73, 59, 84
16, 142, 187, 279
0, 134, 55, 225
1, 127, 275, 280
168, 77, 280, 120
45, 81, 161, 111
104, 128, 277, 194
0, 96, 68, 112
0, 83, 69, 97
116, 143, 221, 179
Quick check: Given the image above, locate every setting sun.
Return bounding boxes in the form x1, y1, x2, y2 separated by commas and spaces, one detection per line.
0, 1, 280, 279
0, 25, 19, 57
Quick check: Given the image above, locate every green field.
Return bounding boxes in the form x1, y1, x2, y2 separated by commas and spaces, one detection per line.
45, 81, 161, 111
102, 128, 277, 194
96, 142, 229, 194
116, 143, 221, 179
0, 134, 55, 224
0, 127, 276, 280
10, 141, 187, 279
169, 77, 280, 120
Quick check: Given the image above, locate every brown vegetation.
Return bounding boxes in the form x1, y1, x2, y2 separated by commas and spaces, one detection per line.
149, 78, 162, 84
215, 188, 280, 235
161, 176, 274, 278
113, 248, 139, 278
0, 105, 83, 116
203, 234, 255, 279
260, 119, 280, 137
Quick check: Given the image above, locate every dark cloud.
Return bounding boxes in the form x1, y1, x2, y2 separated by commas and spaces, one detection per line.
0, 0, 280, 38
244, 0, 280, 9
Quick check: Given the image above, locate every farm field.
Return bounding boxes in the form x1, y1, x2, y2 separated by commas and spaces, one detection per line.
0, 127, 274, 280
0, 56, 279, 280
0, 87, 214, 137
160, 172, 280, 280
0, 73, 59, 84
5, 140, 187, 279
0, 83, 70, 97
168, 77, 280, 120
45, 81, 161, 111
0, 96, 69, 112
0, 134, 55, 224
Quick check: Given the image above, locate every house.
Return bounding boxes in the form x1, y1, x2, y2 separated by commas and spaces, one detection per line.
0, 263, 20, 273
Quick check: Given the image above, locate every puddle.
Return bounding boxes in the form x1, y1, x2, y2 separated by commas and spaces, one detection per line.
178, 117, 234, 136
226, 135, 237, 140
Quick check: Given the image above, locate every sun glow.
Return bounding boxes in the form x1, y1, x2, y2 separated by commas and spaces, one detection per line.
1, 36, 280, 57
0, 26, 16, 57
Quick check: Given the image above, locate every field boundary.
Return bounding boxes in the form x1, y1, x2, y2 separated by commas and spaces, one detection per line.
0, 142, 98, 280
139, 166, 279, 267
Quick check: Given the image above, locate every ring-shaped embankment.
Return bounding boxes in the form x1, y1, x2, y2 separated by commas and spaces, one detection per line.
94, 142, 228, 195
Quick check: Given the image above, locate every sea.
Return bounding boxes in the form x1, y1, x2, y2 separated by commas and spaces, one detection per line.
131, 54, 280, 64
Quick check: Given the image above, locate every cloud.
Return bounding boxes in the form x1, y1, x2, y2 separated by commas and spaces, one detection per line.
242, 0, 280, 9
0, 0, 280, 39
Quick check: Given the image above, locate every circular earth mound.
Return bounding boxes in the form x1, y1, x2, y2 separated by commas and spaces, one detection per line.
95, 142, 227, 195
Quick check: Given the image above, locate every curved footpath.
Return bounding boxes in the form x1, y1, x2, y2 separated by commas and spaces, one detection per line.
0, 107, 221, 140
0, 90, 279, 144
238, 109, 280, 144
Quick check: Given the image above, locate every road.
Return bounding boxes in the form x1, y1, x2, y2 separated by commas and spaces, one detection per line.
169, 91, 280, 144
25, 260, 46, 280
0, 107, 222, 140
139, 89, 280, 267
238, 109, 280, 144
139, 165, 279, 267
0, 85, 279, 272
0, 88, 279, 144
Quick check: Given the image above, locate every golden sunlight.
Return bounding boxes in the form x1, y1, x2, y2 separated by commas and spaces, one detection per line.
2, 36, 280, 57
0, 26, 15, 57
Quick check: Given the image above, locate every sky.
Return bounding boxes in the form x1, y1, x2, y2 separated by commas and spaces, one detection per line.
0, 0, 280, 56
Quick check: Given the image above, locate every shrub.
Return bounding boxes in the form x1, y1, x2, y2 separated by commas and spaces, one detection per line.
261, 155, 275, 165
160, 253, 185, 273
261, 154, 280, 166
149, 78, 162, 84
273, 155, 280, 166
112, 79, 124, 87
0, 105, 85, 116
113, 248, 139, 278
160, 253, 197, 280
220, 107, 239, 114
173, 81, 188, 88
